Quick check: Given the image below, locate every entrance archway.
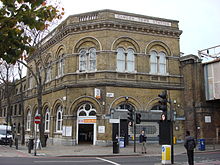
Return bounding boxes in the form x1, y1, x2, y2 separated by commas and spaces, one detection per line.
76, 103, 97, 145
115, 103, 136, 146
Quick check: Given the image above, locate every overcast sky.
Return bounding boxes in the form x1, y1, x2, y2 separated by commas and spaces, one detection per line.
60, 0, 220, 55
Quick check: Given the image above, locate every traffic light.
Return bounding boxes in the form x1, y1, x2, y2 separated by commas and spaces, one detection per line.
158, 90, 168, 120
127, 108, 133, 122
136, 113, 141, 124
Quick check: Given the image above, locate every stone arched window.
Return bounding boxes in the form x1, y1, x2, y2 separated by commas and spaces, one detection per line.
127, 48, 135, 72
79, 48, 96, 72
77, 103, 96, 117
117, 48, 135, 72
46, 62, 52, 82
28, 71, 33, 89
45, 53, 52, 82
56, 48, 65, 77
116, 102, 135, 129
116, 102, 135, 112
151, 105, 161, 110
56, 105, 63, 133
45, 107, 50, 132
26, 110, 31, 131
150, 50, 166, 75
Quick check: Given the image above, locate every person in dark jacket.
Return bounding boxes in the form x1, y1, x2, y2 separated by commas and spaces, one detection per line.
184, 131, 196, 165
139, 130, 147, 154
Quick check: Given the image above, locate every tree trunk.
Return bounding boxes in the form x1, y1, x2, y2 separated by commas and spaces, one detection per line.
37, 84, 46, 147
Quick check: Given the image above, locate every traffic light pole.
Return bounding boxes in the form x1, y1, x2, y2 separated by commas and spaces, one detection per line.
171, 120, 174, 164
133, 112, 136, 153
158, 90, 174, 164
170, 99, 174, 164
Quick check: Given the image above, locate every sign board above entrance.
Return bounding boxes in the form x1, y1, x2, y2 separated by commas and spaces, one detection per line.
78, 119, 96, 124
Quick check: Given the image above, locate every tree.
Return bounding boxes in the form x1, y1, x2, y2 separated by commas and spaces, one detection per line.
0, 0, 64, 146
12, 0, 64, 147
18, 55, 48, 147
0, 0, 64, 63
0, 60, 17, 133
17, 62, 26, 145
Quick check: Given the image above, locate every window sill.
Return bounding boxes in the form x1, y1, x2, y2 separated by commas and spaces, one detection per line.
149, 72, 169, 76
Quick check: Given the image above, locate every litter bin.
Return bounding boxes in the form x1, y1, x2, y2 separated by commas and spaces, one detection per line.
28, 138, 34, 153
161, 145, 171, 164
198, 139, 205, 151
119, 137, 125, 148
113, 140, 119, 154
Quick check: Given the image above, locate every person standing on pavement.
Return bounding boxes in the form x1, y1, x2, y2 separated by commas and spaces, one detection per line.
139, 130, 147, 154
184, 131, 196, 165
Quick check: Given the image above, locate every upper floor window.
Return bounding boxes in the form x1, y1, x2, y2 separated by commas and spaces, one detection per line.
46, 64, 52, 82
14, 104, 17, 116
28, 73, 33, 89
57, 57, 64, 77
150, 51, 166, 75
117, 48, 135, 72
3, 108, 6, 117
18, 104, 22, 115
0, 109, 2, 117
79, 48, 96, 72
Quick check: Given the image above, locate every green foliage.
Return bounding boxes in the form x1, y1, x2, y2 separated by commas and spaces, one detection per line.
0, 0, 64, 63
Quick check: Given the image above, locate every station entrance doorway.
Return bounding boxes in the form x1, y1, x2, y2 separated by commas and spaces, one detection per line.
78, 124, 93, 144
76, 103, 97, 145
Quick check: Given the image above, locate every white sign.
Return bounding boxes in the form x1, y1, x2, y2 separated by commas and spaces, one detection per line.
94, 88, 101, 99
115, 14, 172, 27
205, 116, 211, 123
106, 93, 114, 97
109, 119, 120, 123
62, 126, 72, 136
98, 126, 105, 134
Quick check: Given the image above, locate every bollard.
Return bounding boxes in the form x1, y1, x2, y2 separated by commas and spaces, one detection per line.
15, 138, 18, 150
113, 140, 119, 154
28, 138, 34, 153
162, 145, 171, 164
9, 139, 12, 147
28, 140, 31, 153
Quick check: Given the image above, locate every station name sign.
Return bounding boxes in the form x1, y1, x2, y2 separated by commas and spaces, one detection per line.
115, 14, 172, 27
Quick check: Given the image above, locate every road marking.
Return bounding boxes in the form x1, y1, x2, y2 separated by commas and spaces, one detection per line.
96, 157, 121, 165
34, 160, 100, 163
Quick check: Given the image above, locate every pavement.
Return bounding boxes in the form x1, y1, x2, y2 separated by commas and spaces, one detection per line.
6, 142, 220, 158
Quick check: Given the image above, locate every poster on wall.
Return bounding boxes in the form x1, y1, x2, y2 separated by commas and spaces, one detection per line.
98, 126, 105, 134
205, 116, 211, 123
62, 126, 72, 136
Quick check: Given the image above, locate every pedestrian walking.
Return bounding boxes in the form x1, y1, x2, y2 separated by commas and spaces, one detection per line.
184, 131, 196, 165
139, 130, 147, 154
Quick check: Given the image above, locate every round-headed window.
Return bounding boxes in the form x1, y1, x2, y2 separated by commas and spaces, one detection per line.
77, 103, 96, 117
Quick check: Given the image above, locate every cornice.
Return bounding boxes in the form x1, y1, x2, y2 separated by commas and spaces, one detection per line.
27, 20, 182, 61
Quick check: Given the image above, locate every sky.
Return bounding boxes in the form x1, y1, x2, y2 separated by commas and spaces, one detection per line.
60, 0, 220, 56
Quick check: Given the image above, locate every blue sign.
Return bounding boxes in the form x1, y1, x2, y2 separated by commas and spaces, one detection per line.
162, 146, 165, 152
